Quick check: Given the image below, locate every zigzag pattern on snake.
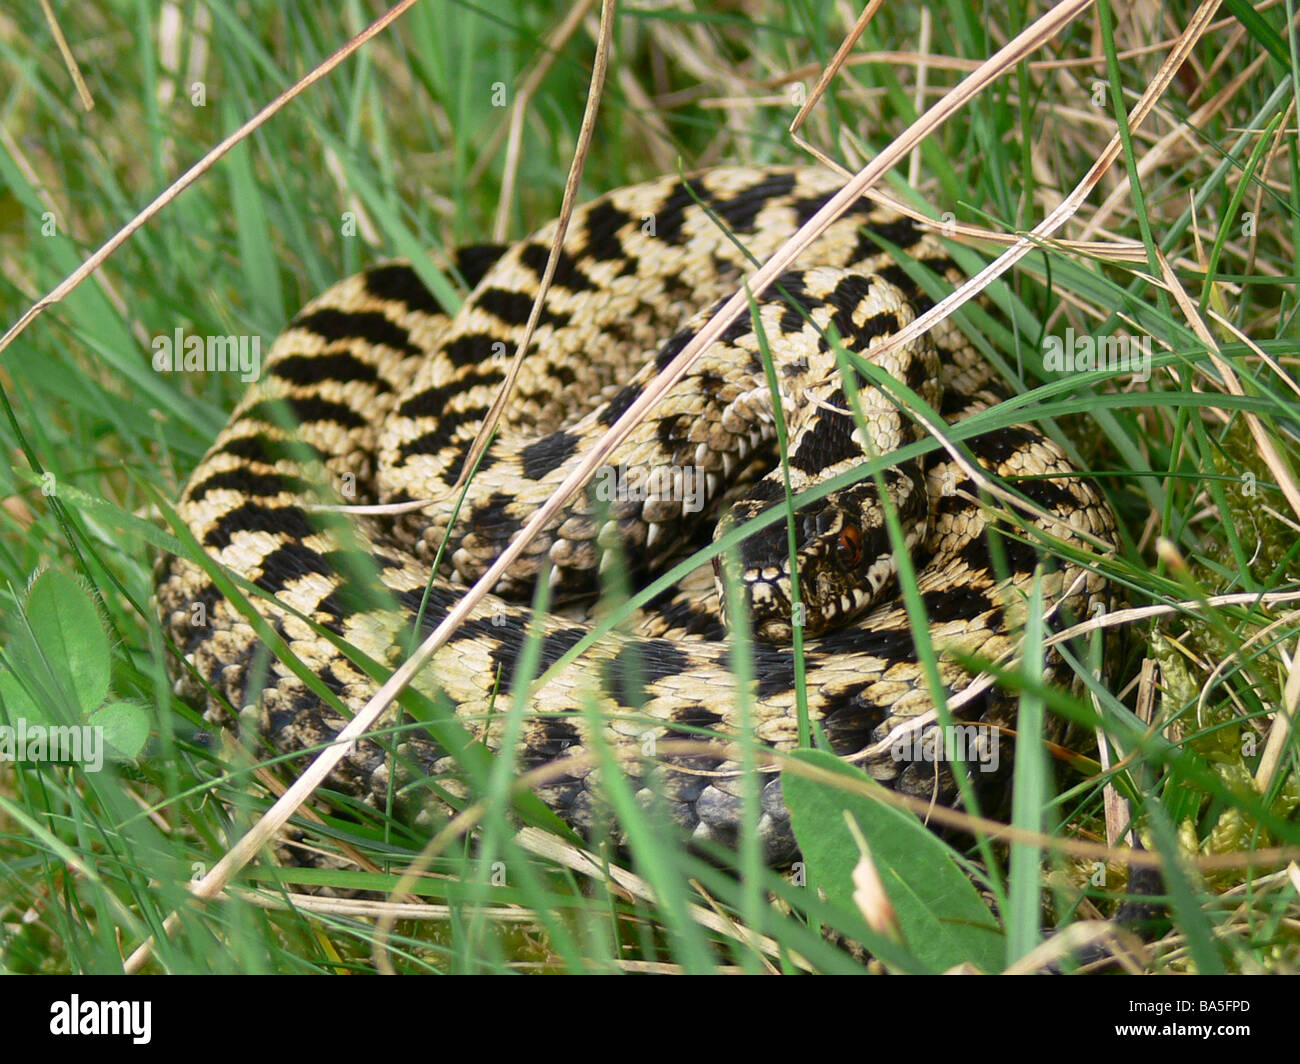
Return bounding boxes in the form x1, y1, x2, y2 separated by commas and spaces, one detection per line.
155, 166, 1117, 864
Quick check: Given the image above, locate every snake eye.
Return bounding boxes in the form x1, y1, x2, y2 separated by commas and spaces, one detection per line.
836, 525, 863, 570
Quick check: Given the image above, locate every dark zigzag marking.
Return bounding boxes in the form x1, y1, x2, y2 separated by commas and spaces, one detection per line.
362, 263, 443, 315
846, 307, 904, 347
394, 405, 488, 463
315, 549, 402, 617
707, 171, 798, 232
872, 257, 955, 307
919, 255, 958, 278
520, 431, 580, 480
748, 644, 802, 700
983, 525, 1050, 580
600, 640, 690, 708
253, 540, 333, 589
647, 172, 807, 249
187, 467, 314, 505
639, 178, 701, 246
242, 394, 369, 432
847, 217, 923, 260
964, 425, 1043, 464
485, 622, 589, 682
788, 405, 863, 475
829, 274, 907, 344
398, 588, 458, 631
816, 617, 918, 659
653, 327, 695, 372
203, 501, 316, 550
521, 719, 583, 763
951, 533, 1039, 589
938, 388, 978, 418
463, 492, 518, 536
397, 372, 503, 419
474, 287, 572, 332
389, 434, 500, 492
447, 433, 500, 479
792, 192, 835, 226
818, 682, 896, 754
597, 383, 641, 428
904, 349, 935, 391
1014, 475, 1086, 513
921, 584, 997, 625
873, 262, 915, 293
179, 581, 224, 657
315, 578, 397, 627
639, 591, 725, 639
454, 244, 511, 290
656, 412, 690, 449
217, 433, 329, 468
779, 273, 906, 353
582, 200, 636, 267
660, 702, 725, 742
740, 478, 785, 505
271, 351, 385, 388
291, 308, 420, 357
516, 241, 597, 292
441, 333, 503, 369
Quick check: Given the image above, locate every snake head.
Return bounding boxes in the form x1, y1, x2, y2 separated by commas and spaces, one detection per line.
713, 472, 929, 643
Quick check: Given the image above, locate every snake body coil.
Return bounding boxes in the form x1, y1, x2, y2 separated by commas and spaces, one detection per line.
156, 167, 1116, 863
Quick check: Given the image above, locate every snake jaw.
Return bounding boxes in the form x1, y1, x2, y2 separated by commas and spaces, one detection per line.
713, 492, 895, 641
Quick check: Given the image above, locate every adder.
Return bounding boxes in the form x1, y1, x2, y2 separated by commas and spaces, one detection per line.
155, 166, 1117, 863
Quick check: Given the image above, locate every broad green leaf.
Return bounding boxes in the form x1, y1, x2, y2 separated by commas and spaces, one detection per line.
784, 748, 1003, 973
24, 570, 110, 717
89, 702, 150, 762
0, 669, 47, 725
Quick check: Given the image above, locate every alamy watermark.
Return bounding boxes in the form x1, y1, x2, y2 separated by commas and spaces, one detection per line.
1043, 327, 1152, 383
591, 463, 706, 515
152, 328, 261, 382
49, 995, 150, 1044
0, 718, 105, 772
890, 724, 1000, 773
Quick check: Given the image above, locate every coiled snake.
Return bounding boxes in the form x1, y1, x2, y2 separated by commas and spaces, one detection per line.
156, 166, 1117, 864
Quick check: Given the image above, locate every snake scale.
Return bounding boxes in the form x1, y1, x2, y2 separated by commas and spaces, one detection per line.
155, 166, 1117, 864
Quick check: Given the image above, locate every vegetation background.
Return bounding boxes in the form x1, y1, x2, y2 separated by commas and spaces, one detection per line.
0, 0, 1297, 973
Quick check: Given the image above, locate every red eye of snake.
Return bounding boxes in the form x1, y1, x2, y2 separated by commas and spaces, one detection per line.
836, 525, 863, 570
